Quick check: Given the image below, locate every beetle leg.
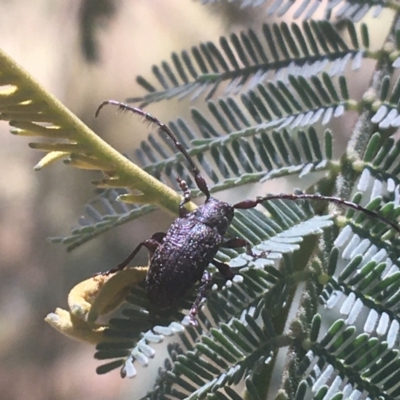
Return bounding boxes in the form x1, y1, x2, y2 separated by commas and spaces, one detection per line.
101, 232, 166, 275
212, 259, 235, 280
176, 177, 191, 217
189, 270, 212, 326
222, 237, 270, 259
150, 232, 166, 246
222, 237, 253, 255
114, 239, 158, 272
117, 232, 166, 270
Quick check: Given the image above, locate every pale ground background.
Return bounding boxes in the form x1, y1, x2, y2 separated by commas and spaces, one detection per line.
0, 1, 391, 399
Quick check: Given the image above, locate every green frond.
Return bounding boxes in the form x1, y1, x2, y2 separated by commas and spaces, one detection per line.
269, 0, 386, 21
293, 173, 400, 399
129, 21, 365, 106
361, 133, 400, 202
371, 75, 400, 130
199, 0, 386, 21
0, 47, 187, 218
55, 68, 344, 250
152, 311, 278, 399
302, 253, 400, 398
50, 189, 157, 251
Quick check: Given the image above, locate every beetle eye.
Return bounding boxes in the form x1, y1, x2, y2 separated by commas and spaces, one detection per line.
219, 216, 229, 230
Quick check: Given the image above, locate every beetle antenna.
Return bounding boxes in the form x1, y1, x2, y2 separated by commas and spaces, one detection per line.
233, 193, 400, 233
96, 100, 211, 200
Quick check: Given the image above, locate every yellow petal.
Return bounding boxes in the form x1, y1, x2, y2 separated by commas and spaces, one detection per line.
45, 308, 107, 344
68, 266, 148, 323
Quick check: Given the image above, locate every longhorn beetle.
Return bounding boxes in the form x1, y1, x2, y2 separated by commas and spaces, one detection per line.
96, 100, 400, 325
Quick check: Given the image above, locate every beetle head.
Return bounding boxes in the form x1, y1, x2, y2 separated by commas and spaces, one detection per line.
193, 197, 234, 235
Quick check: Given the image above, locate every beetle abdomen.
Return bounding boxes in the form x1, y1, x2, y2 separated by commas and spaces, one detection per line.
146, 216, 223, 307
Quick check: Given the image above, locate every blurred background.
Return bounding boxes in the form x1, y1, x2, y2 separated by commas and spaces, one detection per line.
0, 1, 392, 399
0, 1, 268, 399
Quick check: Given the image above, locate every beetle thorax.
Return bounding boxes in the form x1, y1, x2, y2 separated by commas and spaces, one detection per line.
192, 197, 234, 235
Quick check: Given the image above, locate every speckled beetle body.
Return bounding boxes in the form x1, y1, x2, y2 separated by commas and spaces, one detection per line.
146, 198, 233, 307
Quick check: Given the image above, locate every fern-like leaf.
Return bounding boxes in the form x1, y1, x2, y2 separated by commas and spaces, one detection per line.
58, 70, 349, 249
199, 0, 386, 21
129, 21, 366, 106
